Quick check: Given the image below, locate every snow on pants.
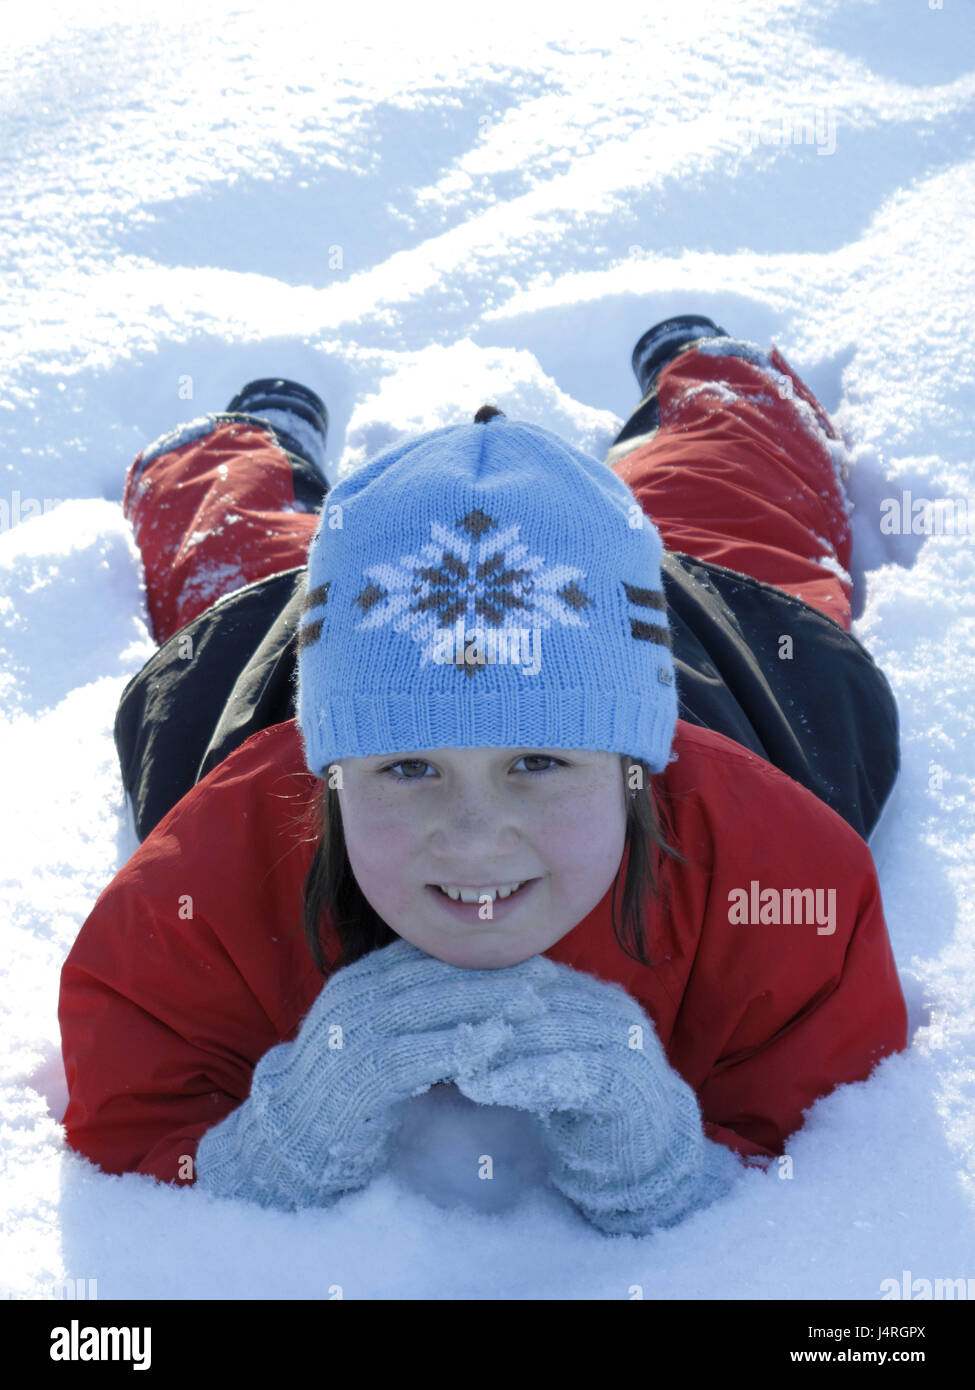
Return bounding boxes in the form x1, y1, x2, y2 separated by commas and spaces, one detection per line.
122, 339, 854, 648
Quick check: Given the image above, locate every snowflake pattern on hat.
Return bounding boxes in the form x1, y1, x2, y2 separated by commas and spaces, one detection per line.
351, 508, 594, 677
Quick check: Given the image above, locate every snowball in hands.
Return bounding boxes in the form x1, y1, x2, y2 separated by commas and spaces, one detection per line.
194, 938, 555, 1209
195, 939, 741, 1231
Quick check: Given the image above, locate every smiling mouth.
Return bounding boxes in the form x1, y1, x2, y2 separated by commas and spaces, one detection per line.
428, 879, 536, 903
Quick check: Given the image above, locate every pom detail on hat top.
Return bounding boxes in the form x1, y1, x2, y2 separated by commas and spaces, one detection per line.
473, 404, 505, 423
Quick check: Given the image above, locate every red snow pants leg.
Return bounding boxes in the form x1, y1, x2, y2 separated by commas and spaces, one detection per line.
608, 341, 854, 632
124, 341, 853, 649
122, 413, 322, 646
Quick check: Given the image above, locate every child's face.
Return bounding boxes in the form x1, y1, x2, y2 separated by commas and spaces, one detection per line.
335, 746, 629, 969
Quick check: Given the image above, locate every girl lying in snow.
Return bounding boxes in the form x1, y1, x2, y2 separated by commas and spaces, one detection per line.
58, 315, 907, 1236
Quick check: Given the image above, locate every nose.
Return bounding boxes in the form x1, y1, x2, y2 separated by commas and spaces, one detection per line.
428, 783, 522, 858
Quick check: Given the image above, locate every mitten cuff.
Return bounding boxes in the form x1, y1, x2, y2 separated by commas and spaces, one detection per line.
195, 1029, 395, 1209
567, 1133, 743, 1238
195, 1095, 336, 1210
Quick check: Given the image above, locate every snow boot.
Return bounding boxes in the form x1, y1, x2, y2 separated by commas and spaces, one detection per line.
225, 377, 329, 484
631, 315, 729, 397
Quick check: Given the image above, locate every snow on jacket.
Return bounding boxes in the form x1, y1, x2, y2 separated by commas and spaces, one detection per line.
59, 714, 908, 1186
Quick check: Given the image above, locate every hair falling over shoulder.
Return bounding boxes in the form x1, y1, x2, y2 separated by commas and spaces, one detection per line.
299, 754, 688, 976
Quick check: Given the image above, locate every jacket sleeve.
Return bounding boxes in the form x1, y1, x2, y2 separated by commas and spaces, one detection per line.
667, 768, 908, 1162
58, 877, 292, 1186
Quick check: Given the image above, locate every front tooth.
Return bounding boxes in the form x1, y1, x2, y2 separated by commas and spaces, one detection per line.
438, 883, 523, 902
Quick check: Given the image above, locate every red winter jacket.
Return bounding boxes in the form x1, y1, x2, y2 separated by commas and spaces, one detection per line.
59, 716, 907, 1185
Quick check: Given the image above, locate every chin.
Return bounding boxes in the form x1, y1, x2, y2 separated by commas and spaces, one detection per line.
433, 938, 538, 970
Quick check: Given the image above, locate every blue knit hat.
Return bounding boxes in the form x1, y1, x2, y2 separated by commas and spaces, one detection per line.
295, 409, 677, 776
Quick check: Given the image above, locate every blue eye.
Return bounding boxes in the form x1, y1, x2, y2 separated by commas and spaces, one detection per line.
380, 755, 565, 782
382, 760, 435, 781
517, 755, 562, 774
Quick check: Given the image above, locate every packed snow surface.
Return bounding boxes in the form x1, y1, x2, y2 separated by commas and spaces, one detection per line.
2, 0, 974, 1299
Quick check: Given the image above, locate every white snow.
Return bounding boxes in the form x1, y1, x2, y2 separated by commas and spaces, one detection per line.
2, 0, 974, 1300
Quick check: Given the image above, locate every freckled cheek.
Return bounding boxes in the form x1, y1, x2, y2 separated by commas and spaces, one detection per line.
339, 800, 421, 905
534, 796, 626, 885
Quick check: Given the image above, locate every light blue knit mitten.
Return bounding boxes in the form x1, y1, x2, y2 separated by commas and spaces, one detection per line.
452, 961, 743, 1236
195, 938, 553, 1210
